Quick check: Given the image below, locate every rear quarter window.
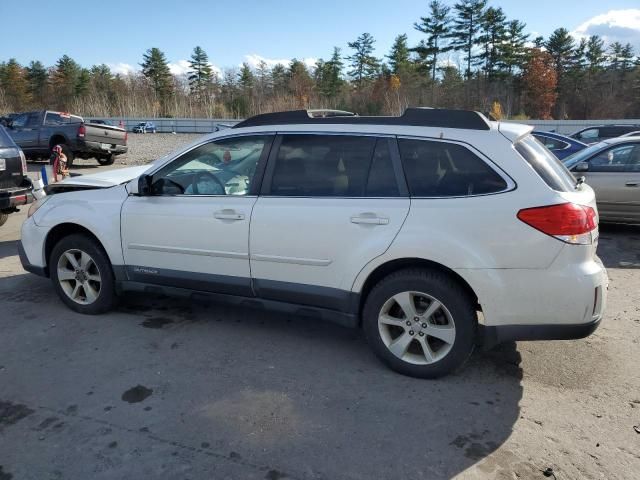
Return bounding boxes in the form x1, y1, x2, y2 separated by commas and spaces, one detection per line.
515, 135, 576, 192
398, 138, 508, 197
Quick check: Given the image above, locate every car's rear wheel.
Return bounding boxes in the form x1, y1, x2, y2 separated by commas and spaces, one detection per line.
97, 154, 115, 166
50, 234, 117, 314
362, 269, 476, 378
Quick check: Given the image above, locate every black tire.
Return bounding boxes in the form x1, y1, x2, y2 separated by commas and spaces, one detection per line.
49, 234, 117, 314
0, 213, 8, 227
362, 268, 477, 378
97, 154, 115, 166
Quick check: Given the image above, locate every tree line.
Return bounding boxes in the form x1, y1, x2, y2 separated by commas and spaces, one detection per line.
1, 0, 639, 120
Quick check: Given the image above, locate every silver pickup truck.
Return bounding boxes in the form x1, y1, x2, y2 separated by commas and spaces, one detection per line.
6, 110, 128, 166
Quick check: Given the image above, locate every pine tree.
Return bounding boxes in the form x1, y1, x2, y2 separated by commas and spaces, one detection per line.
498, 20, 529, 75
478, 6, 507, 79
414, 0, 451, 83
52, 55, 81, 108
140, 48, 174, 105
26, 60, 48, 107
288, 59, 313, 106
346, 33, 380, 87
0, 59, 29, 110
188, 46, 214, 97
76, 68, 91, 97
545, 28, 575, 83
449, 0, 487, 79
271, 63, 288, 95
238, 62, 254, 91
387, 34, 411, 74
585, 35, 606, 71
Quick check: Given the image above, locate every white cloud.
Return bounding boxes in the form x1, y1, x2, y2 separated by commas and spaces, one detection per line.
242, 54, 318, 70
107, 62, 138, 75
168, 59, 222, 77
571, 9, 640, 48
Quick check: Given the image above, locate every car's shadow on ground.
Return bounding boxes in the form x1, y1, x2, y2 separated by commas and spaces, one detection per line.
1, 269, 524, 479
0, 239, 19, 260
597, 223, 640, 268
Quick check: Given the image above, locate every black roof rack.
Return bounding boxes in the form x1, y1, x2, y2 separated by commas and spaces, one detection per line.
233, 107, 491, 130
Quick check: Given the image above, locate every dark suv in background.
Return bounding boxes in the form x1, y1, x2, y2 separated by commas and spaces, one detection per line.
571, 124, 640, 144
0, 126, 33, 227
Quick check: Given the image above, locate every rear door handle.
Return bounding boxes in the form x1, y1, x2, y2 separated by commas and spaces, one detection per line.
351, 213, 389, 225
214, 209, 245, 221
625, 182, 639, 187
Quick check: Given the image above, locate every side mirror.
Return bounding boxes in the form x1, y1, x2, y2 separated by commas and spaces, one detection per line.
128, 174, 152, 195
574, 162, 590, 172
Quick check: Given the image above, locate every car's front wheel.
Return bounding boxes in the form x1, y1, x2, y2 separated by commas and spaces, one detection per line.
362, 269, 476, 378
50, 234, 117, 314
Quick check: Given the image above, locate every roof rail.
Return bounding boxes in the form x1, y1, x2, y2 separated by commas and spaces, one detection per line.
233, 107, 491, 130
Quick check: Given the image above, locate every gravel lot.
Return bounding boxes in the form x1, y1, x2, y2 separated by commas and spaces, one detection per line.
3, 134, 640, 479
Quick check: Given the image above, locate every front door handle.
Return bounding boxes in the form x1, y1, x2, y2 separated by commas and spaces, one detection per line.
625, 182, 639, 187
351, 213, 390, 225
214, 209, 245, 221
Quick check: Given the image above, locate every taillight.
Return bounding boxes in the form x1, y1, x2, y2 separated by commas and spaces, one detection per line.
19, 149, 27, 174
517, 203, 597, 245
78, 124, 86, 138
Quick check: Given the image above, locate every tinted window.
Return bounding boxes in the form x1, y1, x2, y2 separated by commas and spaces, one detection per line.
269, 135, 378, 197
589, 143, 640, 172
152, 135, 270, 196
11, 114, 28, 128
515, 135, 576, 192
398, 138, 507, 197
533, 134, 568, 150
578, 128, 599, 140
25, 113, 40, 128
44, 112, 81, 126
366, 139, 400, 196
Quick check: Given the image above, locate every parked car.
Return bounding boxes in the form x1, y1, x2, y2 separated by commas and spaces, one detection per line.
5, 110, 127, 167
570, 124, 640, 144
89, 119, 113, 126
0, 126, 33, 227
20, 108, 607, 378
619, 131, 640, 138
563, 137, 640, 224
532, 131, 588, 159
132, 121, 157, 133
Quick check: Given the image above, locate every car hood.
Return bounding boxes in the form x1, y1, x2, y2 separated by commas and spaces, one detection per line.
52, 165, 152, 189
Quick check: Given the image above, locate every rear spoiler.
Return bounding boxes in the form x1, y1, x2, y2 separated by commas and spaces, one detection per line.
497, 121, 534, 143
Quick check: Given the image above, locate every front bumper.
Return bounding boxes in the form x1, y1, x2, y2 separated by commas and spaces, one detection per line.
0, 182, 34, 212
18, 241, 47, 277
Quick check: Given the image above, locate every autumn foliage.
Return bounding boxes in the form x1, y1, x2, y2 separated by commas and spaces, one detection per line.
523, 50, 558, 120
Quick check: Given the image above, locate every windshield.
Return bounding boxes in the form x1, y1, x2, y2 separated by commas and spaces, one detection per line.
563, 142, 607, 168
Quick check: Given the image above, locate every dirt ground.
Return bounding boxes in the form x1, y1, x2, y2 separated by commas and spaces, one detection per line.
2, 134, 639, 479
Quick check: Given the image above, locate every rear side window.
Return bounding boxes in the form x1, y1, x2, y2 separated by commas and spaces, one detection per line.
515, 135, 576, 192
534, 134, 568, 150
268, 134, 398, 197
397, 138, 507, 197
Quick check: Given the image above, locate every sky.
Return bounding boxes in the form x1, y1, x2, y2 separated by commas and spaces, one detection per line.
1, 0, 640, 75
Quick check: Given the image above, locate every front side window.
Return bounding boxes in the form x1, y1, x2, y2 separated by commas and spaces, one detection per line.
268, 134, 392, 197
398, 138, 508, 197
151, 135, 271, 196
11, 114, 28, 128
589, 143, 640, 172
578, 128, 599, 140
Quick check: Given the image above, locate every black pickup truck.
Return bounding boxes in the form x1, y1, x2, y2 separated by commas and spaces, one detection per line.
5, 110, 128, 166
0, 126, 33, 227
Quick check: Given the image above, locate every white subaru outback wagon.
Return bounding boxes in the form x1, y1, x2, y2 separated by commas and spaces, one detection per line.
20, 108, 608, 378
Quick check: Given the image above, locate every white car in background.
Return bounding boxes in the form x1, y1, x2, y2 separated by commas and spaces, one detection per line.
20, 108, 607, 378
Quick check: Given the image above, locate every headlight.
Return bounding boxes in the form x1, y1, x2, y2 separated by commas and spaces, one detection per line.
27, 196, 50, 218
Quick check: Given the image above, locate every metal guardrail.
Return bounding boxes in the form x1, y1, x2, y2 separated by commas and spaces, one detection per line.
88, 117, 241, 133
90, 116, 640, 135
